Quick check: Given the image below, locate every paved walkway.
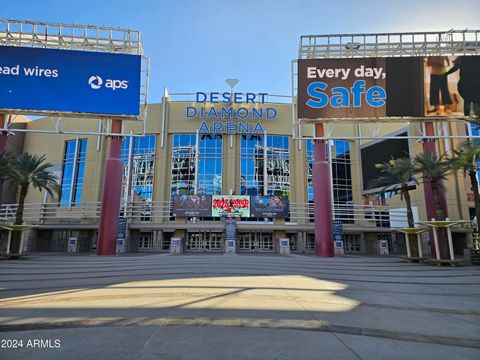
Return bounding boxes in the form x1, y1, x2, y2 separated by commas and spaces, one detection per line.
0, 253, 479, 359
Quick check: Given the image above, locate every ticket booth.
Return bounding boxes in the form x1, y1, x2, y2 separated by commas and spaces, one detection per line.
379, 239, 389, 255
334, 239, 345, 255
67, 237, 78, 253
170, 237, 183, 254
279, 238, 290, 255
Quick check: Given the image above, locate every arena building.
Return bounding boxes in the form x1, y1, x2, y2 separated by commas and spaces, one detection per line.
0, 92, 478, 255
0, 25, 479, 257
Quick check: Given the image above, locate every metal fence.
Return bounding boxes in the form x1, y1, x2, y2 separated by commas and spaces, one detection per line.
0, 200, 407, 229
299, 30, 480, 59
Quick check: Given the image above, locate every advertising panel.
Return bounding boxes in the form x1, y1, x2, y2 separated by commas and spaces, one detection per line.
297, 56, 480, 119
171, 195, 212, 217
250, 195, 289, 218
212, 195, 250, 217
424, 56, 480, 117
360, 131, 410, 193
0, 46, 141, 117
225, 218, 237, 245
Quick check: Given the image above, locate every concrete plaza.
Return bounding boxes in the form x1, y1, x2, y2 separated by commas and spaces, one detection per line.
0, 253, 479, 359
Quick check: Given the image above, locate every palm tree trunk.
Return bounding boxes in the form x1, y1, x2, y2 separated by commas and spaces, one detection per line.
10, 185, 28, 254
402, 186, 418, 256
430, 179, 448, 258
403, 186, 415, 228
430, 179, 446, 221
15, 185, 28, 225
470, 171, 480, 232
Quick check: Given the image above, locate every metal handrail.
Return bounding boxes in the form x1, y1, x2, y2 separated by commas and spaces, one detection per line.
0, 200, 413, 228
299, 29, 480, 59
0, 19, 142, 55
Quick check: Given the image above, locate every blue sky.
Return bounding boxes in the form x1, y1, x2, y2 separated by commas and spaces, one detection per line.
2, 0, 480, 102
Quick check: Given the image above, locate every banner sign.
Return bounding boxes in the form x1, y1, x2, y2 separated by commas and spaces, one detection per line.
0, 46, 141, 117
297, 56, 480, 119
332, 220, 344, 243
171, 195, 212, 217
250, 195, 289, 218
117, 217, 127, 240
212, 195, 250, 217
225, 218, 237, 246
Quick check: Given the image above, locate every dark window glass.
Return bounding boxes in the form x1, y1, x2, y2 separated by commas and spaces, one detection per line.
60, 139, 87, 207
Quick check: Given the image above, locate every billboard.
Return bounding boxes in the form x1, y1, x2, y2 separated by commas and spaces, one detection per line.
0, 46, 141, 117
212, 195, 250, 217
298, 56, 480, 119
360, 130, 411, 194
250, 196, 289, 218
171, 195, 212, 217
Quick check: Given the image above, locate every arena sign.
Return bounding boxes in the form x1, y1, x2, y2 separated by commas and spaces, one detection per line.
186, 92, 278, 134
0, 46, 141, 117
298, 56, 480, 119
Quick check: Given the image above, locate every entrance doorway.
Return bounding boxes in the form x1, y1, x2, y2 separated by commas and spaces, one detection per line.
344, 233, 362, 253
186, 232, 223, 252
139, 232, 154, 251
237, 232, 274, 253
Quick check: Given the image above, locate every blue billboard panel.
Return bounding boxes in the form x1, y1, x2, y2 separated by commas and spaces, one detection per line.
0, 46, 141, 117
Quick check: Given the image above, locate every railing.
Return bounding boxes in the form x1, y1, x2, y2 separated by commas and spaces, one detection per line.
0, 200, 411, 229
0, 202, 102, 224
299, 30, 480, 59
0, 19, 142, 55
289, 202, 401, 227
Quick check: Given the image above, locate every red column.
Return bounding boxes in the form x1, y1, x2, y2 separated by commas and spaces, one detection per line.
0, 114, 8, 206
0, 114, 7, 152
313, 123, 334, 257
97, 119, 123, 255
421, 122, 448, 257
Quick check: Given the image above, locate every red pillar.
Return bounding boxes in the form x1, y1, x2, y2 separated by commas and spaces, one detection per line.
0, 114, 8, 206
421, 122, 448, 257
0, 114, 7, 151
97, 119, 123, 255
313, 123, 334, 257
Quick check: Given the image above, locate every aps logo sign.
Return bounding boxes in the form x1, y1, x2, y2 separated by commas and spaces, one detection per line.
88, 75, 129, 91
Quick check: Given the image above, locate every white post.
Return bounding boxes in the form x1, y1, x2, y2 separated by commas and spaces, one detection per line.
18, 231, 24, 255
431, 218, 441, 260
417, 233, 423, 258
6, 230, 11, 255
446, 219, 455, 261
405, 233, 411, 257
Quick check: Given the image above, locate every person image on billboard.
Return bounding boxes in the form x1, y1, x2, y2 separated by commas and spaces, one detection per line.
445, 56, 480, 116
426, 56, 453, 115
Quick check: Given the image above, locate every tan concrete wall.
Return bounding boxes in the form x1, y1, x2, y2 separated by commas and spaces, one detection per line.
10, 98, 474, 225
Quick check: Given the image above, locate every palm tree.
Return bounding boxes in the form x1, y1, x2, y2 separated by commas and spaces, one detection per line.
414, 151, 451, 259
5, 153, 59, 225
414, 151, 451, 222
368, 157, 418, 228
450, 141, 480, 231
3, 153, 59, 254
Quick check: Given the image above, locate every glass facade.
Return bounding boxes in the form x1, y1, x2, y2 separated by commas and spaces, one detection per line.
60, 138, 87, 206
306, 140, 352, 204
266, 136, 290, 197
171, 134, 196, 195
240, 134, 264, 196
198, 134, 223, 195
171, 134, 223, 196
121, 135, 156, 220
240, 135, 290, 197
470, 122, 480, 192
